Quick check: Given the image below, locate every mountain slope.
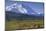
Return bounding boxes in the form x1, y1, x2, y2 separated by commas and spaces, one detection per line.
5, 11, 44, 21
5, 3, 43, 16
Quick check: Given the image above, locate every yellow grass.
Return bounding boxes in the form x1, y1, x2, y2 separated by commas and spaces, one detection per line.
5, 19, 44, 31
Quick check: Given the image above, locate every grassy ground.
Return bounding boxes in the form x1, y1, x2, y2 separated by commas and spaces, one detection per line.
5, 19, 44, 31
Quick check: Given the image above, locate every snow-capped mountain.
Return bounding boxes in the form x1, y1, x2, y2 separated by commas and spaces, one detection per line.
5, 3, 44, 16
6, 3, 27, 14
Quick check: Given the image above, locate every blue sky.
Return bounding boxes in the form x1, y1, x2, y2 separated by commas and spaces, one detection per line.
5, 0, 44, 15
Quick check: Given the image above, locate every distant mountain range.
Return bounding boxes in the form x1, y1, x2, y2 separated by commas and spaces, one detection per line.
5, 11, 44, 20
5, 2, 44, 20
5, 3, 44, 16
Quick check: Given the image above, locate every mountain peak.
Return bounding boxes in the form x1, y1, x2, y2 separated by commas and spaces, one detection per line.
5, 3, 43, 16
6, 3, 28, 14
